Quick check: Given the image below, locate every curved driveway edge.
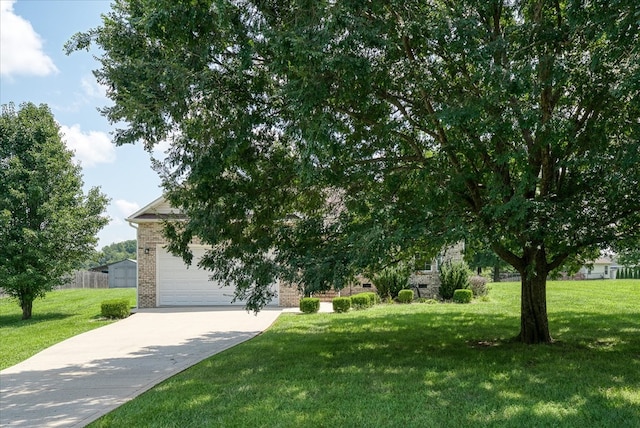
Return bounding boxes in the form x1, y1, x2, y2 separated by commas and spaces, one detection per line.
0, 307, 284, 428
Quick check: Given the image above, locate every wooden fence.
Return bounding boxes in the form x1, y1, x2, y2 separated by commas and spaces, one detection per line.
57, 270, 109, 289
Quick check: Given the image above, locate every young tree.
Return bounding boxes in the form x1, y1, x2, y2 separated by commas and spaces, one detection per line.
0, 103, 109, 319
68, 0, 640, 343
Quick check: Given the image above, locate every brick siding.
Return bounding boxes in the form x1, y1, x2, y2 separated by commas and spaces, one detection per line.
136, 223, 165, 308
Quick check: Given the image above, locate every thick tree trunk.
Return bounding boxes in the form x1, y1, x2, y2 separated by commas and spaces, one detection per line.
518, 273, 552, 344
21, 300, 33, 320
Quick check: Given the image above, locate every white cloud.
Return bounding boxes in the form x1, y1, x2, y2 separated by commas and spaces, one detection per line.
60, 124, 116, 167
81, 75, 108, 99
114, 199, 140, 217
152, 138, 172, 159
0, 0, 58, 77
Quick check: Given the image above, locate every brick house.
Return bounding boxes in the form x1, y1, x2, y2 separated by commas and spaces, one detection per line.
127, 196, 462, 308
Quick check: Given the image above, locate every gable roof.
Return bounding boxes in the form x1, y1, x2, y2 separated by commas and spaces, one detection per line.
126, 196, 186, 223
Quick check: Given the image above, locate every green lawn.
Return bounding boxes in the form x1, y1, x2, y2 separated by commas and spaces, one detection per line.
91, 280, 640, 428
0, 288, 136, 370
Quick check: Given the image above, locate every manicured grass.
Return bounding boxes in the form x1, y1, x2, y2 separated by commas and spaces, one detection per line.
91, 280, 639, 428
0, 288, 136, 370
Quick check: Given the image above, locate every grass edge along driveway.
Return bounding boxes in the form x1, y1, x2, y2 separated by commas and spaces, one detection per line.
91, 280, 640, 428
0, 288, 136, 370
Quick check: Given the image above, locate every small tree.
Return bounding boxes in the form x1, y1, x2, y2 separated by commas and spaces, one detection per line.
371, 263, 411, 300
0, 103, 109, 319
439, 261, 471, 300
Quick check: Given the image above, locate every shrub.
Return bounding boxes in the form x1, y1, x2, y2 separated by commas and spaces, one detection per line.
439, 261, 471, 299
350, 292, 379, 308
350, 294, 371, 310
453, 289, 473, 303
300, 298, 320, 314
397, 289, 414, 303
332, 297, 351, 313
361, 292, 380, 306
469, 275, 488, 296
371, 263, 411, 300
101, 299, 130, 319
368, 292, 382, 305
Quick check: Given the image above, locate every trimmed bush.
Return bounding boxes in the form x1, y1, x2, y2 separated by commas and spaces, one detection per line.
101, 299, 130, 319
371, 263, 411, 299
397, 289, 414, 303
300, 297, 320, 314
351, 292, 379, 308
332, 297, 351, 313
453, 289, 473, 304
469, 275, 488, 296
439, 261, 471, 299
368, 292, 382, 305
350, 294, 371, 310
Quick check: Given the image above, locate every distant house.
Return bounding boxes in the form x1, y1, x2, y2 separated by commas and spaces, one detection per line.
576, 257, 615, 280
90, 259, 137, 288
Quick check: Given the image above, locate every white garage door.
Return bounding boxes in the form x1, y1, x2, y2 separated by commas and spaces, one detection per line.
157, 246, 278, 306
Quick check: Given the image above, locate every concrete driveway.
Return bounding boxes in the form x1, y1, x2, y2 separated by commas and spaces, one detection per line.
0, 307, 285, 428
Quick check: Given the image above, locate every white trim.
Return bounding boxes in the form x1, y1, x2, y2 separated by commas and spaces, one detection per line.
126, 195, 165, 222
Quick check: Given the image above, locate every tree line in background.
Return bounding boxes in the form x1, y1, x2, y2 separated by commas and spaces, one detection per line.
616, 267, 640, 280
81, 240, 137, 269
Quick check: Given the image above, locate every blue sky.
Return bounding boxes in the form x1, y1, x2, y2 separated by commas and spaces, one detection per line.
1, 0, 164, 248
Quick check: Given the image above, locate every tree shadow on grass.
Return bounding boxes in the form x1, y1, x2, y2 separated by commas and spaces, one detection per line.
5, 305, 637, 428
149, 306, 638, 428
0, 312, 72, 327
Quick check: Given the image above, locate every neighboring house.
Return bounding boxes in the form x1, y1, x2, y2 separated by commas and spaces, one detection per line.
90, 259, 137, 288
576, 257, 616, 280
127, 196, 463, 308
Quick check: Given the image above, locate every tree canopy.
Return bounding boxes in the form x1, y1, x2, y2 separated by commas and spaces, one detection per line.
0, 103, 109, 319
69, 0, 640, 343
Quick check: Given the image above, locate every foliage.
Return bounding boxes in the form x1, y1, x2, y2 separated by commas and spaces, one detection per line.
0, 103, 109, 319
88, 281, 640, 428
397, 289, 414, 303
332, 297, 351, 313
100, 299, 130, 319
0, 288, 136, 370
453, 289, 473, 304
299, 298, 320, 314
85, 240, 137, 268
463, 239, 509, 282
418, 298, 439, 304
69, 1, 640, 343
350, 294, 372, 310
439, 262, 471, 300
349, 292, 378, 307
469, 276, 488, 297
370, 263, 411, 300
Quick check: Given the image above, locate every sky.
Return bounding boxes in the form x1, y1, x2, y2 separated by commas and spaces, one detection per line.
1, 0, 165, 248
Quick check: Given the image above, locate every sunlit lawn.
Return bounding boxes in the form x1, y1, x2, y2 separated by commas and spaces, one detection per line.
0, 288, 136, 370
91, 280, 639, 427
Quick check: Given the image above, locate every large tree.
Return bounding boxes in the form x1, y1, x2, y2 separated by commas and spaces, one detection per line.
0, 103, 109, 319
69, 0, 640, 343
